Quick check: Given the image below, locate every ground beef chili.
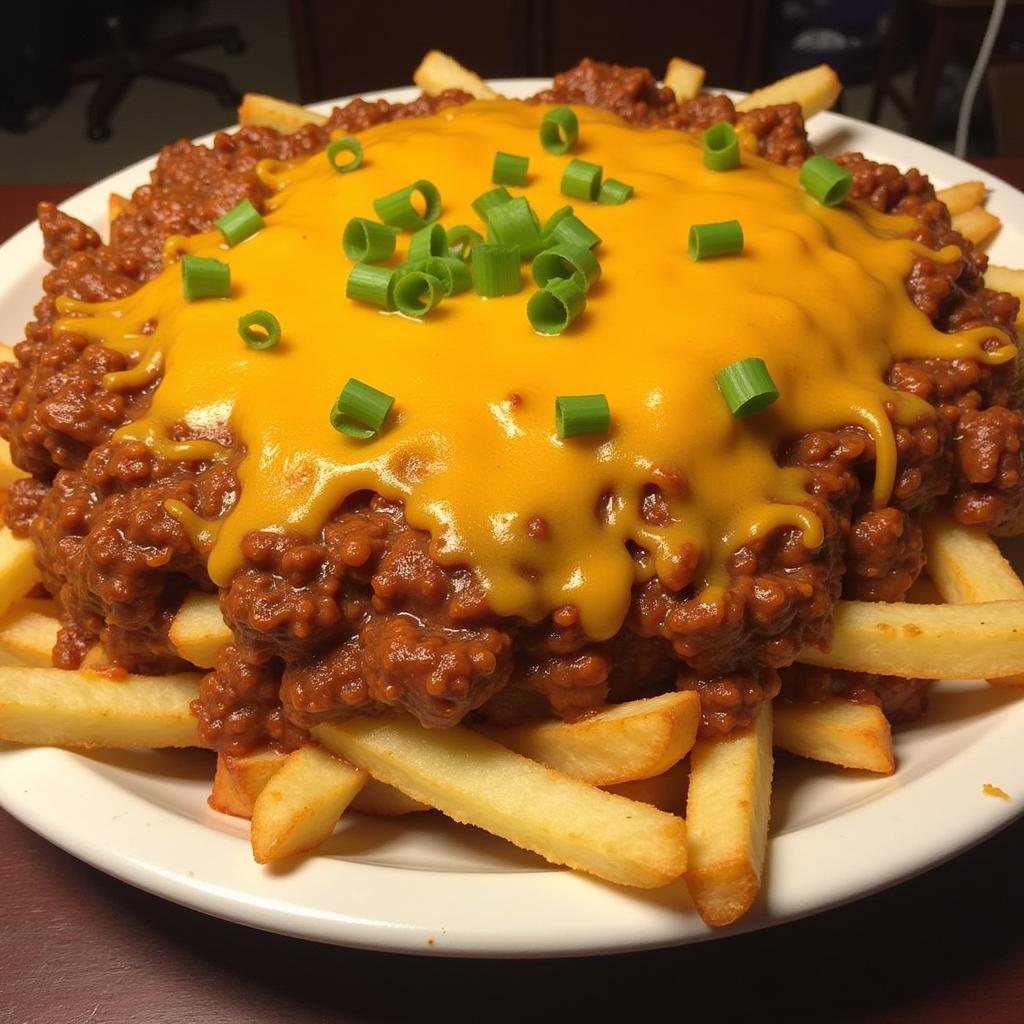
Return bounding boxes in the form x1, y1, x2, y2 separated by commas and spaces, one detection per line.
2, 60, 1021, 754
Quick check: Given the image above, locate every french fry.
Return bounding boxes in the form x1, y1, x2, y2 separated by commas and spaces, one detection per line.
797, 599, 1024, 679
479, 690, 699, 785
0, 598, 59, 667
923, 516, 1024, 685
0, 528, 42, 621
984, 264, 1024, 305
219, 745, 426, 819
664, 58, 705, 102
0, 344, 15, 362
108, 193, 131, 229
735, 64, 841, 117
773, 698, 894, 774
168, 591, 230, 668
952, 206, 1000, 248
603, 759, 689, 815
237, 93, 327, 132
413, 50, 497, 101
314, 717, 687, 888
0, 667, 201, 748
686, 702, 773, 927
210, 754, 253, 817
937, 181, 985, 216
250, 744, 365, 863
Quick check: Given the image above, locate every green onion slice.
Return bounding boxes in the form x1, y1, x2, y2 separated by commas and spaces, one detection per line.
330, 378, 394, 439
237, 310, 281, 350
393, 271, 444, 318
181, 254, 230, 301
527, 278, 587, 335
799, 155, 853, 206
326, 138, 363, 174
543, 206, 601, 250
342, 217, 397, 262
412, 256, 472, 296
561, 159, 603, 201
688, 219, 744, 261
215, 199, 265, 246
486, 196, 544, 259
408, 222, 449, 262
492, 151, 529, 187
716, 358, 779, 417
472, 243, 522, 296
446, 224, 484, 261
346, 263, 395, 308
598, 179, 633, 205
373, 179, 442, 230
471, 186, 513, 222
702, 122, 740, 171
540, 107, 579, 154
531, 243, 601, 291
555, 394, 610, 439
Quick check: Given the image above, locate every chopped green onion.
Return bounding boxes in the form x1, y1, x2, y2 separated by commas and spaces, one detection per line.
373, 179, 441, 230
688, 220, 744, 261
540, 107, 579, 154
472, 243, 521, 296
330, 378, 394, 439
799, 155, 853, 206
237, 310, 281, 350
561, 159, 603, 201
527, 278, 587, 335
492, 151, 529, 187
215, 199, 264, 246
413, 256, 472, 296
181, 255, 230, 301
408, 222, 449, 261
394, 271, 444, 318
531, 243, 601, 291
326, 138, 363, 174
555, 394, 610, 439
716, 358, 779, 417
472, 186, 513, 221
486, 197, 545, 259
346, 263, 395, 308
598, 179, 633, 205
446, 224, 484, 261
544, 209, 601, 250
342, 217, 397, 262
703, 122, 740, 171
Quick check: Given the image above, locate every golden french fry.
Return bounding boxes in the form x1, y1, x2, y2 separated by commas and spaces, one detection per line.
773, 698, 894, 774
413, 50, 497, 100
984, 265, 1024, 306
168, 591, 230, 668
923, 516, 1024, 685
237, 93, 327, 132
952, 206, 1000, 248
0, 598, 59, 667
108, 193, 131, 229
352, 777, 429, 816
664, 58, 705, 102
250, 744, 365, 863
479, 690, 699, 785
686, 703, 773, 927
0, 667, 201, 748
0, 344, 15, 363
0, 528, 42, 621
736, 64, 841, 117
603, 759, 689, 815
314, 717, 687, 888
210, 753, 253, 817
937, 181, 985, 216
221, 747, 287, 816
797, 599, 1024, 679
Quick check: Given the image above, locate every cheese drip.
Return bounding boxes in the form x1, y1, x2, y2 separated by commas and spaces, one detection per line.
55, 100, 1014, 639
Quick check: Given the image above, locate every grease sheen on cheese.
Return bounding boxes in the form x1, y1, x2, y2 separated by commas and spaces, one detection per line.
55, 100, 1014, 639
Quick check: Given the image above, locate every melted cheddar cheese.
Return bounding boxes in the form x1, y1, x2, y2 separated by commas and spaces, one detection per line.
55, 100, 1014, 639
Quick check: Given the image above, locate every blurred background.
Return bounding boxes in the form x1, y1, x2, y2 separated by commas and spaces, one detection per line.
3, 0, 1024, 184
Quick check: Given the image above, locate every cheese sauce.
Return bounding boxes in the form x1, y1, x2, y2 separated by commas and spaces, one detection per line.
54, 100, 1014, 639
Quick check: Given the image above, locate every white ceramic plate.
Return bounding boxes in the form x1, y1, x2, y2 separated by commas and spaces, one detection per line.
1, 79, 1022, 958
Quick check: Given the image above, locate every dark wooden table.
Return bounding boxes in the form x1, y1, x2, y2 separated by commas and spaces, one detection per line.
2, 169, 1023, 1024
